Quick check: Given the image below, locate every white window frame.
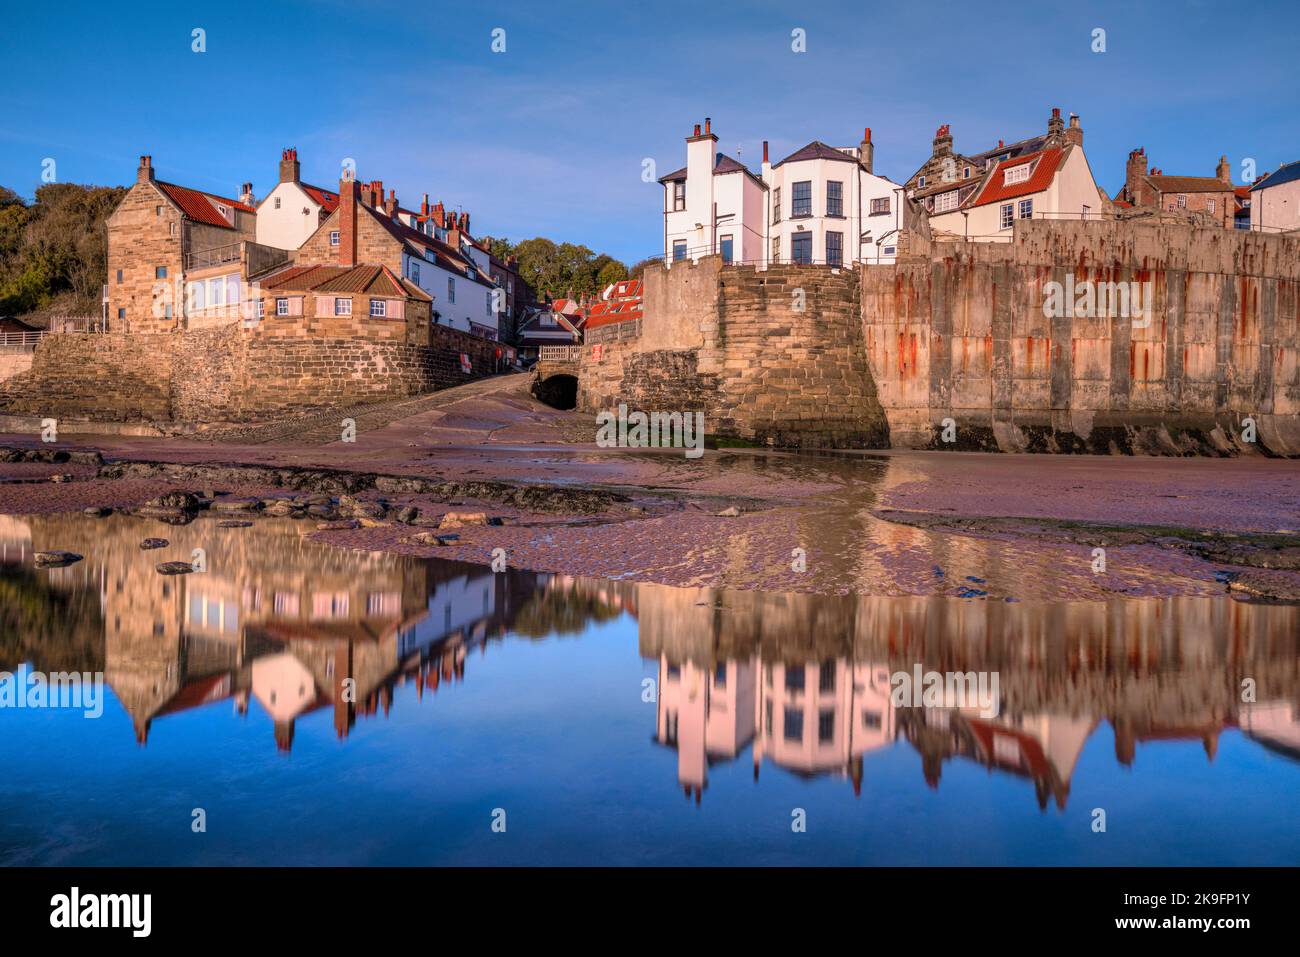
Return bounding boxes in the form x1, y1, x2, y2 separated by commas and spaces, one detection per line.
276, 298, 288, 316
1177, 194, 1187, 208
370, 298, 386, 318
1000, 203, 1014, 229
1004, 163, 1032, 186
448, 276, 456, 303
933, 190, 959, 213
672, 181, 685, 211
1018, 198, 1034, 219
334, 297, 352, 316
329, 230, 340, 246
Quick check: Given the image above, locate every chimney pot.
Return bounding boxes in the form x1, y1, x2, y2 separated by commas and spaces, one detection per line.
693, 124, 701, 136
704, 117, 711, 133
762, 140, 769, 163
864, 127, 872, 143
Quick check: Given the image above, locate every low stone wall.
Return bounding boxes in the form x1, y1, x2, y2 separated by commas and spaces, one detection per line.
0, 323, 503, 424
0, 352, 35, 383
578, 260, 890, 448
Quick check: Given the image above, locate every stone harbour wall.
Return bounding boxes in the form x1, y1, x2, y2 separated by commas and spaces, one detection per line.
865, 221, 1300, 454
578, 260, 890, 448
0, 322, 502, 424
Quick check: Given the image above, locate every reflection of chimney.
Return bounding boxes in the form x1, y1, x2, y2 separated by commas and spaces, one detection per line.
137, 155, 154, 184
338, 172, 358, 267
278, 147, 300, 184
859, 126, 874, 174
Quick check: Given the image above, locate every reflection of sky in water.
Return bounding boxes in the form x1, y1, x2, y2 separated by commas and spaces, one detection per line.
0, 513, 1297, 866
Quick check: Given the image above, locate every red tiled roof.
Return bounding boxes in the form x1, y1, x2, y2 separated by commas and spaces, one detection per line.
1149, 174, 1233, 194
156, 181, 254, 229
302, 183, 339, 212
363, 205, 497, 289
260, 262, 430, 300
968, 147, 1064, 208
603, 278, 642, 300
1112, 199, 1133, 208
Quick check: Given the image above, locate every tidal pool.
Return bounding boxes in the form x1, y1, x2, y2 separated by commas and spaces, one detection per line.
0, 512, 1297, 866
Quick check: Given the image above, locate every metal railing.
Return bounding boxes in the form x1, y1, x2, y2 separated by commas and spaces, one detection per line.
185, 242, 242, 271
0, 331, 47, 351
538, 345, 582, 361
585, 318, 642, 344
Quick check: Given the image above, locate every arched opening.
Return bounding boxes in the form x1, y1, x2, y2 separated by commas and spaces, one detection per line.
533, 373, 578, 410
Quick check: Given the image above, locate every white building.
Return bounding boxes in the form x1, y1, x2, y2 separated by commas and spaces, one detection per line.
1250, 160, 1300, 233
659, 119, 907, 267
255, 148, 340, 250
765, 130, 905, 266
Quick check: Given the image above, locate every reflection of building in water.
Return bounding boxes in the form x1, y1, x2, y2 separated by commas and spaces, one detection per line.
753, 659, 896, 796
654, 654, 896, 799
17, 513, 553, 750
1239, 701, 1300, 761
898, 708, 1097, 810
654, 657, 756, 802
639, 583, 1300, 807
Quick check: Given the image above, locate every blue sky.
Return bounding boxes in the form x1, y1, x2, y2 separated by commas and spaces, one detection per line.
2, 0, 1297, 264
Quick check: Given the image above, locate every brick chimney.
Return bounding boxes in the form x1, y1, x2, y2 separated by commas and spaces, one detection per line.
1216, 154, 1231, 184
338, 171, 358, 267
859, 127, 874, 174
421, 193, 429, 217
460, 211, 470, 234
239, 182, 255, 206
932, 124, 953, 158
384, 188, 398, 217
1126, 148, 1149, 197
1065, 113, 1083, 148
1047, 107, 1065, 140
279, 148, 300, 184
137, 155, 154, 184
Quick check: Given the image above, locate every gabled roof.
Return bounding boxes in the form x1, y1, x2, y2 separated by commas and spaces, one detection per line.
968, 147, 1065, 208
156, 181, 255, 229
602, 278, 642, 300
772, 141, 858, 168
363, 205, 497, 289
1148, 174, 1233, 194
1251, 160, 1300, 192
658, 153, 767, 190
260, 262, 431, 300
302, 183, 339, 212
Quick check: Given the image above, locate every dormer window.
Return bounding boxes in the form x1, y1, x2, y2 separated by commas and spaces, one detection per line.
1004, 163, 1032, 186
216, 204, 228, 216
933, 189, 959, 213
917, 176, 925, 188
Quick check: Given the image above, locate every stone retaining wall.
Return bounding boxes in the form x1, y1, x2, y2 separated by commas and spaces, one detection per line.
578, 260, 890, 448
0, 323, 502, 424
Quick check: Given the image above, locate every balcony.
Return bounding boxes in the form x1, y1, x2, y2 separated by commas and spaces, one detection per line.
184, 240, 290, 275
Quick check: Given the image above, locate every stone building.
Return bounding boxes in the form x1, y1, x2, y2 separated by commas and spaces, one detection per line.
249, 262, 432, 344
903, 108, 1104, 239
1114, 148, 1237, 228
295, 173, 501, 337
105, 155, 286, 333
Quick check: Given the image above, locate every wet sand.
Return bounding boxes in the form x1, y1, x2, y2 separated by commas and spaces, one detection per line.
3, 374, 1299, 601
